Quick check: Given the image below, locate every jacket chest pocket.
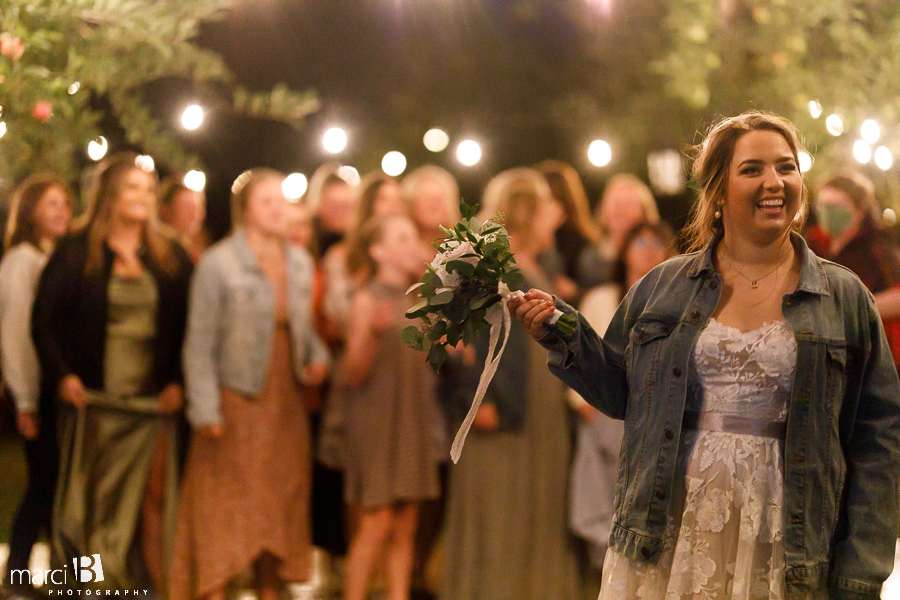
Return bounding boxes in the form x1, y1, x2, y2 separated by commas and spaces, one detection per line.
626, 319, 675, 393
825, 343, 847, 410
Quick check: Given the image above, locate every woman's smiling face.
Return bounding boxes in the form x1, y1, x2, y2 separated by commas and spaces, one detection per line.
722, 129, 803, 246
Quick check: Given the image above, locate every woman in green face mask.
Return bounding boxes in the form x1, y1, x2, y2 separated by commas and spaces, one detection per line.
813, 172, 900, 367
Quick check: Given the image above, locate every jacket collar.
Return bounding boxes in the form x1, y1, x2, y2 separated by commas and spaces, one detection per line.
232, 227, 301, 273
232, 228, 262, 272
687, 228, 830, 296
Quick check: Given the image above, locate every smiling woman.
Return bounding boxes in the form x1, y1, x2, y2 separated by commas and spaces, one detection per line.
509, 111, 900, 599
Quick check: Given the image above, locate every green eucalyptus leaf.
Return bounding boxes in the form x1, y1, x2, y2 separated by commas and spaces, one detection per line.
429, 290, 455, 305
427, 343, 448, 372
406, 300, 430, 319
502, 269, 525, 292
446, 260, 476, 277
426, 320, 448, 341
406, 281, 426, 295
401, 326, 423, 350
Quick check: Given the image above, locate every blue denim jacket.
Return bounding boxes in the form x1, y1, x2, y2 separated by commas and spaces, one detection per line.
183, 230, 331, 427
540, 231, 900, 599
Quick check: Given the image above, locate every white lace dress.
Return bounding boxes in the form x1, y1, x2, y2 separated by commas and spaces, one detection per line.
599, 319, 828, 600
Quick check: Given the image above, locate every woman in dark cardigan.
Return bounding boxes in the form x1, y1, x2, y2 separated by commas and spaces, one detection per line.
32, 152, 193, 593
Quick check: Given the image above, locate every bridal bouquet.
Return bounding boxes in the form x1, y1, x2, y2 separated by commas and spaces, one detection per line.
403, 201, 575, 462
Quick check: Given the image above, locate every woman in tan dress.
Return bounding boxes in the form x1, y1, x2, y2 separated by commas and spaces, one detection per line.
170, 169, 331, 600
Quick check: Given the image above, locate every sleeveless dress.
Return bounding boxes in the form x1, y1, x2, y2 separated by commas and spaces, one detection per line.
342, 280, 446, 508
599, 319, 828, 600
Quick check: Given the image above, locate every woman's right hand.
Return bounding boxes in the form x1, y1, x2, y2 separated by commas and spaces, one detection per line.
197, 422, 224, 438
58, 374, 86, 408
508, 288, 557, 340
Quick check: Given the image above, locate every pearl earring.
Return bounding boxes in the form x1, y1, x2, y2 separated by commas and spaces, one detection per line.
714, 207, 722, 219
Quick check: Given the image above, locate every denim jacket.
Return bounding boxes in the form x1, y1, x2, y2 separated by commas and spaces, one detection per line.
183, 230, 331, 427
540, 231, 900, 599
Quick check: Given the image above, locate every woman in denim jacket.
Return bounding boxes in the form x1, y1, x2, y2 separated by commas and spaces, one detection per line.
171, 169, 330, 600
511, 112, 900, 600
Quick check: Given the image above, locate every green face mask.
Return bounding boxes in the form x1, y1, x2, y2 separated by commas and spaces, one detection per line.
817, 203, 855, 237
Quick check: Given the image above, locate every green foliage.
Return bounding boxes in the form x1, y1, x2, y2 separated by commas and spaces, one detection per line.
403, 200, 523, 372
0, 0, 317, 188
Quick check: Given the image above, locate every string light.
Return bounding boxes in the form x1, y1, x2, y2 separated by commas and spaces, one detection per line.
181, 104, 204, 131
184, 170, 206, 192
798, 151, 813, 173
807, 100, 822, 119
323, 127, 348, 154
282, 173, 308, 200
423, 128, 450, 152
381, 151, 407, 176
875, 146, 893, 171
456, 140, 482, 167
852, 140, 872, 164
825, 114, 844, 136
87, 136, 108, 161
588, 140, 612, 167
861, 119, 881, 144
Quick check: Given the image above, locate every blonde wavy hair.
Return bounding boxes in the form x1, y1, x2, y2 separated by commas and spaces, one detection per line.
683, 110, 809, 253
76, 152, 180, 276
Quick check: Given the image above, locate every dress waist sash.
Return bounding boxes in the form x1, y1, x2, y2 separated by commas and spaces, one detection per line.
682, 410, 786, 439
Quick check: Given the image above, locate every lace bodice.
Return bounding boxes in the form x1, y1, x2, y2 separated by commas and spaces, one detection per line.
597, 319, 826, 600
688, 319, 797, 422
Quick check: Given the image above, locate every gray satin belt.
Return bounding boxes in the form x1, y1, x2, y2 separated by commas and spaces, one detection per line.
682, 410, 787, 439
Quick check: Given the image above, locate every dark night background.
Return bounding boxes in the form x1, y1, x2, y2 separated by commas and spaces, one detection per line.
149, 1, 694, 240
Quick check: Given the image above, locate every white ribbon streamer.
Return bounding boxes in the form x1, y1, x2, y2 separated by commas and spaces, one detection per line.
449, 284, 563, 463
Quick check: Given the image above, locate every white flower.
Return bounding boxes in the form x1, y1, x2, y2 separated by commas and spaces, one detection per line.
754, 332, 797, 378
430, 253, 460, 289
695, 487, 732, 532
443, 240, 479, 266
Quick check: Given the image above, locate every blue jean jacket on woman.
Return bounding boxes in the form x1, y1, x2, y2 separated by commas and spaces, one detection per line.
539, 231, 900, 599
183, 229, 331, 427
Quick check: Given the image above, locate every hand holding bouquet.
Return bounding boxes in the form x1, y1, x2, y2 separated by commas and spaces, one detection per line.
403, 201, 575, 463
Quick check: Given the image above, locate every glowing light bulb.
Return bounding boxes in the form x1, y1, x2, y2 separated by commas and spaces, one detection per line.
423, 128, 450, 152
181, 104, 204, 131
588, 140, 612, 167
456, 140, 482, 167
852, 140, 872, 164
381, 151, 407, 176
825, 114, 844, 136
184, 170, 206, 192
323, 127, 348, 154
87, 136, 108, 161
282, 173, 308, 200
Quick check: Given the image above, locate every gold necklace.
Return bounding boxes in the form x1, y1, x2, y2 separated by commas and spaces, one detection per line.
722, 248, 793, 289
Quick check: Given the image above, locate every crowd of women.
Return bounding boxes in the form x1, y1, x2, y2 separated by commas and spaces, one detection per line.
2, 110, 900, 600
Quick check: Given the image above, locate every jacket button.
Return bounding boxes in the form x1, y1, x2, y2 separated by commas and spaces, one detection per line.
656, 488, 665, 500
791, 453, 804, 463
673, 367, 682, 377
690, 310, 701, 320
641, 547, 651, 558
791, 515, 802, 524
709, 280, 718, 289
664, 429, 674, 440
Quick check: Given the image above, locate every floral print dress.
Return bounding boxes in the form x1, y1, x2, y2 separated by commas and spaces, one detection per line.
599, 319, 827, 600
